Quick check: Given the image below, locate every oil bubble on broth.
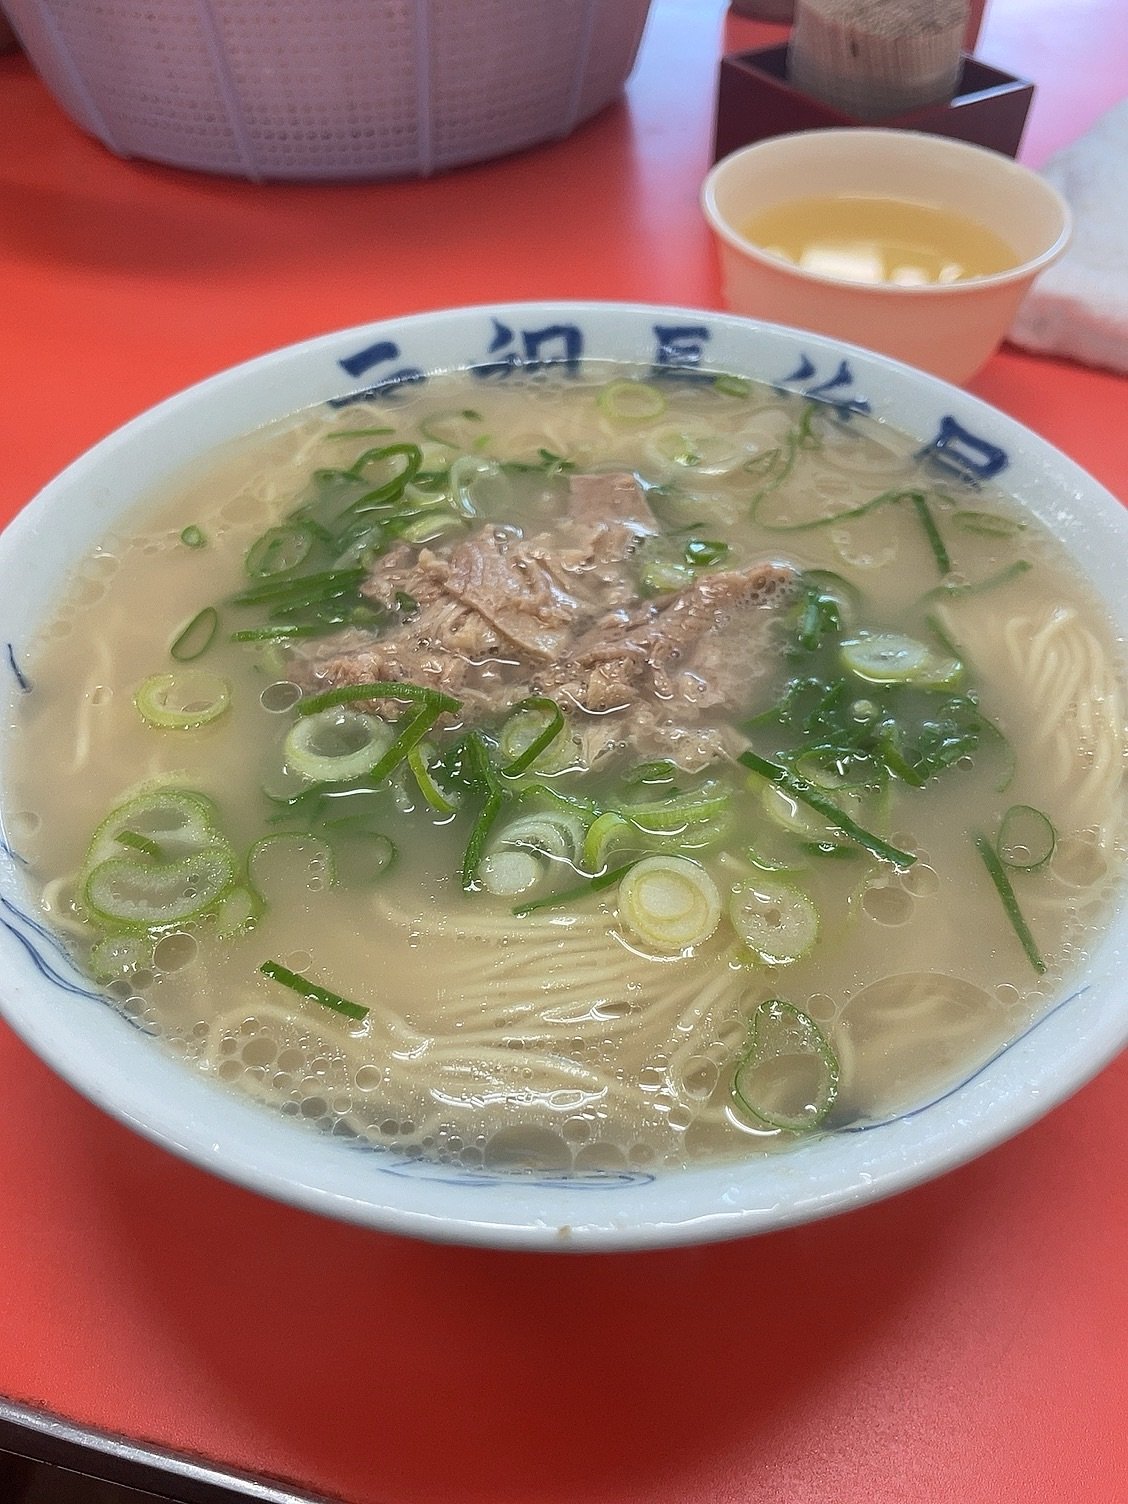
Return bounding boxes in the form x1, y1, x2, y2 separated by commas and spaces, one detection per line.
7, 363, 1128, 1173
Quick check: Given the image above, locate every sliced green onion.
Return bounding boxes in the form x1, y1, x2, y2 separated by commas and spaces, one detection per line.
597, 379, 666, 422
89, 932, 153, 980
582, 810, 631, 873
731, 999, 839, 1132
479, 848, 543, 897
115, 830, 163, 860
495, 810, 585, 863
924, 559, 1032, 601
346, 442, 422, 499
134, 670, 231, 730
259, 959, 368, 1021
975, 832, 1045, 974
247, 832, 336, 900
83, 787, 223, 876
622, 787, 729, 833
179, 525, 206, 549
728, 876, 819, 965
231, 566, 367, 610
170, 607, 219, 663
458, 734, 504, 891
214, 884, 263, 938
516, 782, 601, 822
650, 426, 744, 474
641, 560, 695, 594
801, 569, 861, 625
953, 509, 1026, 537
617, 856, 722, 952
419, 409, 487, 449
684, 538, 730, 568
762, 781, 850, 843
231, 624, 329, 643
739, 749, 915, 868
283, 708, 393, 784
297, 680, 461, 717
329, 830, 396, 885
713, 373, 751, 398
365, 703, 443, 786
623, 759, 678, 787
448, 455, 499, 519
245, 523, 316, 579
84, 847, 238, 931
407, 742, 458, 814
909, 492, 951, 576
397, 513, 465, 545
513, 861, 638, 918
840, 632, 962, 690
997, 804, 1056, 871
498, 697, 566, 777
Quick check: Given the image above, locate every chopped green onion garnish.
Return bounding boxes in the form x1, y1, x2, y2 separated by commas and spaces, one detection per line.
170, 607, 219, 663
325, 426, 396, 439
499, 696, 565, 777
597, 379, 666, 423
407, 743, 458, 814
284, 708, 393, 784
975, 833, 1046, 974
684, 538, 730, 568
115, 830, 163, 860
617, 856, 722, 952
244, 523, 316, 579
179, 525, 206, 549
738, 749, 915, 868
459, 735, 504, 891
731, 999, 839, 1132
729, 876, 818, 964
259, 959, 369, 1021
230, 567, 367, 610
513, 861, 638, 918
366, 703, 443, 785
297, 680, 461, 717
134, 670, 231, 730
909, 492, 951, 576
84, 847, 238, 931
713, 374, 751, 398
953, 509, 1025, 537
997, 804, 1056, 871
925, 559, 1032, 601
582, 810, 631, 873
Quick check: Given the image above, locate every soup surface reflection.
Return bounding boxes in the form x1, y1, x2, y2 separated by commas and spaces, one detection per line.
8, 365, 1127, 1174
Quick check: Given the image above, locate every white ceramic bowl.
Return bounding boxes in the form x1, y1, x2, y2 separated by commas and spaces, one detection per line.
0, 302, 1125, 1251
702, 130, 1072, 385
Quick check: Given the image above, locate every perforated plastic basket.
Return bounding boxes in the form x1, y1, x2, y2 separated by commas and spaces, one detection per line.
3, 0, 653, 180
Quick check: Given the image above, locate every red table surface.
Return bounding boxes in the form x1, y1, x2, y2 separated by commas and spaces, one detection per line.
2, 3, 1127, 1501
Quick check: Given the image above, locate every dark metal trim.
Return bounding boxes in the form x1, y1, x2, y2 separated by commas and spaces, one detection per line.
0, 1397, 340, 1504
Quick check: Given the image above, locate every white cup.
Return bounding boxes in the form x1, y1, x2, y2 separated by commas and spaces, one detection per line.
702, 128, 1071, 384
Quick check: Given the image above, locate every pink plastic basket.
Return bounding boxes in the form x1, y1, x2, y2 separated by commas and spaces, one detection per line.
4, 0, 653, 180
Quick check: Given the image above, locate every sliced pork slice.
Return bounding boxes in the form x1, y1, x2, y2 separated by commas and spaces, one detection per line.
292, 471, 797, 770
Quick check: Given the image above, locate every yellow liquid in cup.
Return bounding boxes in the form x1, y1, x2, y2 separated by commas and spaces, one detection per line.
742, 195, 1019, 286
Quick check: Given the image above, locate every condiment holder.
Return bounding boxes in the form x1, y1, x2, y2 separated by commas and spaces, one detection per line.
714, 44, 1035, 161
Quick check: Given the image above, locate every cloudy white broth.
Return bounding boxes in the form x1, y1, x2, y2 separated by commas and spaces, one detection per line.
8, 365, 1127, 1175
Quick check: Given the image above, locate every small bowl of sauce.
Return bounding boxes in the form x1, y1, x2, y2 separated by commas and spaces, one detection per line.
702, 130, 1071, 384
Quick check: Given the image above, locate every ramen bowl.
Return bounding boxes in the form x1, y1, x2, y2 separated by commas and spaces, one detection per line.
0, 302, 1125, 1251
702, 130, 1072, 384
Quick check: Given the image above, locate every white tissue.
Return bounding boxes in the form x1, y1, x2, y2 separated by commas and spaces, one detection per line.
1009, 98, 1128, 374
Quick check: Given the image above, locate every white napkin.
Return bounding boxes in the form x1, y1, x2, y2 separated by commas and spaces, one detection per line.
1009, 98, 1128, 374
